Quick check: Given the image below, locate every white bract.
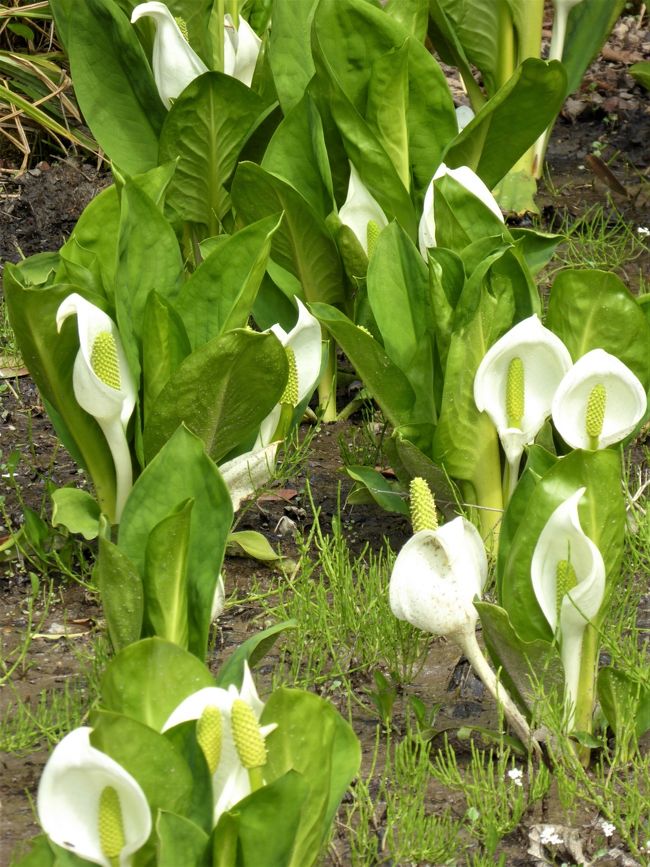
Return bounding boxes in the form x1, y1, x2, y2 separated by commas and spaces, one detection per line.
474, 315, 573, 494
37, 727, 151, 867
162, 663, 275, 824
531, 487, 606, 724
551, 348, 647, 451
57, 294, 136, 522
223, 13, 262, 87
131, 2, 208, 109
338, 162, 388, 255
256, 298, 322, 448
389, 516, 487, 639
418, 163, 504, 257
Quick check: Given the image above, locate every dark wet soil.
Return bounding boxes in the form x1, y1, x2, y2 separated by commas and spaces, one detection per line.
1, 14, 650, 867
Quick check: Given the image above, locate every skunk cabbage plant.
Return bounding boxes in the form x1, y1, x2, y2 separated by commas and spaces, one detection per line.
552, 349, 647, 451
56, 294, 136, 522
38, 727, 151, 867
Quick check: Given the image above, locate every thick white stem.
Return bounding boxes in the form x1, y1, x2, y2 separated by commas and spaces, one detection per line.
455, 629, 542, 756
99, 417, 133, 523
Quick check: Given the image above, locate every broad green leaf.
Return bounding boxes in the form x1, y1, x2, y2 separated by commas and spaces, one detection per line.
51, 487, 101, 540
215, 621, 297, 689
57, 186, 119, 295
268, 0, 318, 113
500, 449, 626, 643
345, 466, 409, 516
90, 710, 194, 816
3, 269, 117, 517
310, 302, 418, 430
94, 536, 144, 651
563, 0, 625, 95
475, 601, 564, 718
509, 228, 562, 276
159, 72, 267, 234
433, 0, 502, 95
162, 721, 213, 835
143, 499, 193, 649
426, 0, 486, 108
443, 58, 567, 189
261, 688, 360, 866
176, 215, 281, 349
157, 812, 210, 867
630, 61, 650, 91
385, 0, 429, 40
262, 94, 334, 218
116, 182, 184, 379
213, 771, 307, 867
389, 433, 458, 519
10, 835, 55, 867
231, 163, 345, 306
142, 330, 287, 464
142, 291, 192, 423
546, 269, 650, 389
227, 530, 283, 562
119, 426, 233, 658
366, 42, 410, 188
312, 0, 457, 196
100, 637, 215, 729
50, 0, 165, 174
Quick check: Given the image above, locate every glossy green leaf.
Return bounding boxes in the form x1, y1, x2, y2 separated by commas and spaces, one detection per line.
94, 536, 144, 652
385, 0, 428, 40
50, 0, 165, 174
546, 269, 650, 389
475, 601, 564, 717
345, 466, 409, 516
143, 330, 287, 464
143, 499, 193, 648
366, 42, 410, 188
51, 487, 101, 540
310, 302, 417, 430
10, 835, 56, 867
162, 720, 214, 835
100, 637, 215, 730
90, 710, 193, 816
176, 215, 281, 350
443, 58, 567, 189
213, 771, 308, 867
157, 812, 210, 867
227, 530, 282, 562
159, 72, 267, 233
389, 433, 458, 519
500, 449, 626, 643
115, 182, 184, 379
268, 0, 318, 113
261, 687, 360, 866
563, 0, 625, 95
119, 426, 233, 658
142, 290, 192, 423
432, 0, 502, 95
231, 162, 345, 307
215, 621, 297, 689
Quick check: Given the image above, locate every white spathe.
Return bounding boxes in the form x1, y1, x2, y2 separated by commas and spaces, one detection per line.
37, 727, 151, 867
224, 13, 262, 87
219, 442, 278, 511
256, 298, 322, 449
389, 516, 487, 638
418, 163, 504, 257
162, 663, 275, 824
531, 487, 606, 724
56, 293, 136, 522
551, 348, 647, 450
338, 162, 389, 254
474, 315, 573, 468
131, 2, 208, 109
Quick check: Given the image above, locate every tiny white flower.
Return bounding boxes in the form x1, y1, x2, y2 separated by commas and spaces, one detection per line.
600, 820, 616, 838
540, 825, 563, 847
637, 226, 650, 237
507, 767, 524, 786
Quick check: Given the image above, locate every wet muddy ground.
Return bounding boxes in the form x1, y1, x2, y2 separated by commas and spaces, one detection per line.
1, 13, 650, 866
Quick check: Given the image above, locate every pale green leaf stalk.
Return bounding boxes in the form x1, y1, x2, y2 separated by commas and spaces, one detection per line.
231, 698, 267, 792
197, 705, 223, 775
209, 0, 226, 71
319, 341, 337, 422
409, 477, 438, 534
98, 786, 124, 867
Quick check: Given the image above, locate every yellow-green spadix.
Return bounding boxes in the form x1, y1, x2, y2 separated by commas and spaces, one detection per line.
473, 315, 572, 493
37, 727, 151, 867
56, 293, 136, 522
162, 663, 276, 825
551, 348, 647, 451
531, 487, 606, 727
